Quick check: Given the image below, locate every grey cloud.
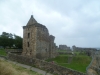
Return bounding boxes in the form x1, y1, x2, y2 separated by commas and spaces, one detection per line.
0, 0, 100, 47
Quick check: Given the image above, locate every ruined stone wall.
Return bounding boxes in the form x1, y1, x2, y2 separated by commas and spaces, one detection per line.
36, 26, 50, 59
58, 52, 73, 55
59, 45, 67, 50
6, 49, 22, 55
59, 45, 71, 51
72, 46, 97, 56
72, 46, 97, 52
8, 53, 86, 75
6, 49, 22, 53
52, 43, 58, 57
86, 51, 100, 75
36, 40, 49, 59
49, 35, 55, 58
36, 26, 58, 59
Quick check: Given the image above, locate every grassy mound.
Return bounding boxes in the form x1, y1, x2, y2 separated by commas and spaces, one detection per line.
0, 59, 41, 75
46, 54, 91, 73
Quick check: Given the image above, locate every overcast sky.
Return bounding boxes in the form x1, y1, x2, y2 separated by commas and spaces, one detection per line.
0, 0, 100, 48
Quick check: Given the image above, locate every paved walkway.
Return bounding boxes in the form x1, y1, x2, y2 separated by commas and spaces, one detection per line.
0, 57, 53, 75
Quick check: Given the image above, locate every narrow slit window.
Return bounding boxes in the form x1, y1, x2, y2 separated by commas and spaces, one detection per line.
28, 42, 29, 47
28, 33, 30, 38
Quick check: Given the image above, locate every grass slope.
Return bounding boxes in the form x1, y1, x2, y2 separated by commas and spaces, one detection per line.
0, 59, 41, 75
46, 54, 91, 73
0, 49, 7, 56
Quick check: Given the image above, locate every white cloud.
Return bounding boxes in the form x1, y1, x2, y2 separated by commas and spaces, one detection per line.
0, 0, 100, 47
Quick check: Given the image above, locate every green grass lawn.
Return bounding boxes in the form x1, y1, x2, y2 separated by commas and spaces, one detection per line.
46, 54, 91, 73
0, 49, 7, 56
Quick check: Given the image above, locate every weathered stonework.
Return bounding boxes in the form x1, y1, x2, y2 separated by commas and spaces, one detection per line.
59, 45, 71, 51
8, 53, 86, 75
72, 45, 97, 56
22, 15, 58, 59
86, 51, 100, 75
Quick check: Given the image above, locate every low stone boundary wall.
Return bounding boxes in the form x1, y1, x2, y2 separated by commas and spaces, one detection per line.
6, 49, 22, 55
58, 52, 72, 55
86, 51, 100, 75
8, 53, 86, 75
0, 55, 7, 59
90, 56, 100, 75
6, 49, 22, 53
91, 66, 100, 75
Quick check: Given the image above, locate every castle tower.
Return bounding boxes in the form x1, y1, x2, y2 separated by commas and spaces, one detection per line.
22, 15, 38, 57
22, 15, 57, 59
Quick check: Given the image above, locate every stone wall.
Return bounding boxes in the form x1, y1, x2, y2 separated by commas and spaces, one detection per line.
72, 45, 97, 56
8, 53, 86, 75
6, 49, 22, 53
72, 46, 97, 52
5, 49, 22, 55
86, 51, 100, 75
59, 45, 71, 51
58, 51, 73, 55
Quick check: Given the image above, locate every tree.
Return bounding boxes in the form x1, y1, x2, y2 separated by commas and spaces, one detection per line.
14, 34, 22, 49
0, 32, 22, 49
0, 32, 13, 48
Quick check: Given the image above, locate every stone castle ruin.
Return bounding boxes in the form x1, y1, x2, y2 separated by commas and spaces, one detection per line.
59, 45, 71, 51
5, 15, 100, 75
22, 15, 58, 59
72, 45, 97, 52
72, 45, 97, 56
